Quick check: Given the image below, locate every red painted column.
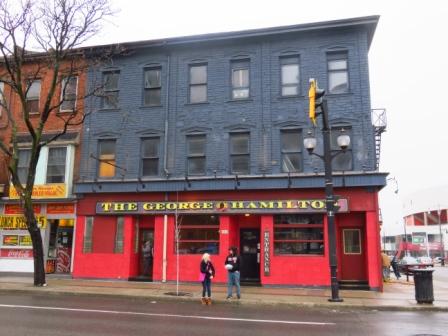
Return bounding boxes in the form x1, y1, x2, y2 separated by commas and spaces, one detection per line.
366, 211, 383, 291
153, 215, 165, 281
220, 216, 231, 256
72, 215, 85, 277
123, 216, 136, 278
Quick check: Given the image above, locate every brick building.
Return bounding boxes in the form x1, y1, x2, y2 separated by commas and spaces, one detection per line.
0, 57, 87, 273
73, 16, 387, 290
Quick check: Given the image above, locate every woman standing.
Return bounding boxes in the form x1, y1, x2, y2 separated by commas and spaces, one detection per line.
200, 253, 215, 305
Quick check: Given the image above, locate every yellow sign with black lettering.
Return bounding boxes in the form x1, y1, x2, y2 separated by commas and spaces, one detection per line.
0, 215, 47, 229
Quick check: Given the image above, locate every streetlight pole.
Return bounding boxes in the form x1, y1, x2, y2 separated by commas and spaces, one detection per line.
305, 81, 348, 302
438, 208, 445, 266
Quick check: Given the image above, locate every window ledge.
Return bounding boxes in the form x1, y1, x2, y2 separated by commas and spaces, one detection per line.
326, 92, 353, 97
98, 107, 121, 112
185, 101, 210, 106
139, 105, 163, 109
226, 98, 253, 103
277, 95, 304, 100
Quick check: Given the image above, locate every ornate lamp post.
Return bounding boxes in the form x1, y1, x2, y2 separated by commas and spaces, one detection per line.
304, 79, 350, 302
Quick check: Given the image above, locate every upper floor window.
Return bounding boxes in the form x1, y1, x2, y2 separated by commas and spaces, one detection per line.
331, 127, 352, 171
230, 132, 250, 174
102, 71, 119, 109
281, 129, 302, 172
280, 56, 300, 96
26, 80, 41, 114
98, 139, 116, 178
17, 149, 31, 184
187, 134, 206, 175
46, 147, 67, 183
327, 52, 349, 94
60, 76, 78, 112
189, 64, 207, 103
141, 137, 159, 177
144, 67, 162, 106
231, 59, 250, 100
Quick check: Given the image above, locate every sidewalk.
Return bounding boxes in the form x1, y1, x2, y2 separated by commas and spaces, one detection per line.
1, 273, 447, 311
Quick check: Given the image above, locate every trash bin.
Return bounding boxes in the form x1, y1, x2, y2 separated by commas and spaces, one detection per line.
411, 268, 434, 304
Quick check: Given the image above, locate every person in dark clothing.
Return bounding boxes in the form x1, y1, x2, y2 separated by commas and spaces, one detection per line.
200, 253, 215, 305
224, 246, 241, 299
391, 251, 401, 279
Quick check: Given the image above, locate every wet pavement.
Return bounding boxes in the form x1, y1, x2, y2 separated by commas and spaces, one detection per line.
0, 266, 447, 311
0, 293, 446, 336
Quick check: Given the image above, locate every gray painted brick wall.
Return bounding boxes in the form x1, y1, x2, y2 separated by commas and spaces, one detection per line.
79, 26, 376, 185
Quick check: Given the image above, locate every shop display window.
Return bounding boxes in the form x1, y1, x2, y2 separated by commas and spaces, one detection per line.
175, 215, 219, 254
273, 214, 324, 255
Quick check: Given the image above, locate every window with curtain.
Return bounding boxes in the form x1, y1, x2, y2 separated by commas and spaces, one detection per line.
103, 71, 120, 108
281, 129, 302, 172
327, 52, 349, 94
144, 67, 162, 106
26, 80, 41, 113
189, 64, 207, 103
231, 59, 250, 99
60, 76, 78, 112
176, 215, 219, 254
274, 214, 324, 255
98, 139, 116, 178
280, 56, 300, 96
17, 149, 31, 184
46, 147, 67, 183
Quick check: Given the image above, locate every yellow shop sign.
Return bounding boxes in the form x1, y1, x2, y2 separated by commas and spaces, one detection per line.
0, 215, 47, 229
9, 184, 67, 199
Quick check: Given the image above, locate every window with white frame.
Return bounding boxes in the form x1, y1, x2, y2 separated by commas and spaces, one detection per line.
327, 52, 349, 94
144, 67, 162, 106
102, 71, 120, 108
280, 56, 300, 96
60, 76, 78, 112
189, 64, 207, 103
46, 147, 67, 183
281, 129, 302, 172
0, 82, 4, 116
26, 80, 41, 113
231, 59, 250, 99
187, 134, 206, 175
17, 149, 31, 184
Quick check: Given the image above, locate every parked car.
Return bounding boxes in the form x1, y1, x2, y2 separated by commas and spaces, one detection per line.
417, 256, 433, 266
433, 257, 443, 264
397, 256, 419, 275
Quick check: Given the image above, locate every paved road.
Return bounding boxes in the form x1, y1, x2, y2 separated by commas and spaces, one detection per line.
0, 293, 446, 336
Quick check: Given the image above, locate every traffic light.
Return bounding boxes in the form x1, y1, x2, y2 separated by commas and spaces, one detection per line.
308, 78, 325, 125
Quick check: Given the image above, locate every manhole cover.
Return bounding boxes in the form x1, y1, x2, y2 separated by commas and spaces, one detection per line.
164, 291, 192, 297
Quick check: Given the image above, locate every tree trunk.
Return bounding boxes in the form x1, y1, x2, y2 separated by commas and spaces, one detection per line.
24, 204, 46, 286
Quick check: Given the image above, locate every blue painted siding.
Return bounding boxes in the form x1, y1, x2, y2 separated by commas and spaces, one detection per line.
78, 23, 379, 190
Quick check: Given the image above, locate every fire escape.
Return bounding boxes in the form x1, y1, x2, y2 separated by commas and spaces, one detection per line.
371, 108, 387, 170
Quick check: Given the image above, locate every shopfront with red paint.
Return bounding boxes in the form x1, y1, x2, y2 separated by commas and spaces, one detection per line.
72, 188, 383, 291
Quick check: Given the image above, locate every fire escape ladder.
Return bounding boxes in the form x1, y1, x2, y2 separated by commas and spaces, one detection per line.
371, 108, 387, 170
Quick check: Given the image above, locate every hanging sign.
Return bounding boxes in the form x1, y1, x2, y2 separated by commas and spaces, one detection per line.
96, 199, 349, 215
264, 231, 270, 276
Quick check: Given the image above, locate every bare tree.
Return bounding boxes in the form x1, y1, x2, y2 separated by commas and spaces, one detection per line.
0, 0, 113, 286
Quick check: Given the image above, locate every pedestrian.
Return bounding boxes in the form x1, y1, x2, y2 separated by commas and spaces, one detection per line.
381, 250, 391, 282
142, 240, 153, 276
390, 251, 401, 280
199, 253, 215, 305
225, 246, 241, 300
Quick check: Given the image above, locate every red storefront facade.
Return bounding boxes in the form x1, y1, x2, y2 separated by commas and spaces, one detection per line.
73, 187, 383, 291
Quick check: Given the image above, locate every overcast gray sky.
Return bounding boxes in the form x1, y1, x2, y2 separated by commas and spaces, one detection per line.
89, 0, 448, 235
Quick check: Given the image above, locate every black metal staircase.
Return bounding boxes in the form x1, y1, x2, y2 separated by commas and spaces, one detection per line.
371, 108, 387, 170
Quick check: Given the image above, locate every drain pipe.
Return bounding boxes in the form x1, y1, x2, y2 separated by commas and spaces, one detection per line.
161, 55, 171, 283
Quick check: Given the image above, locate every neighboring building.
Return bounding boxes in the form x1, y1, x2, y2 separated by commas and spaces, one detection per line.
73, 16, 387, 290
0, 58, 87, 273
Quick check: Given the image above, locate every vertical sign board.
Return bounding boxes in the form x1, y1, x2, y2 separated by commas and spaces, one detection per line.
264, 231, 270, 276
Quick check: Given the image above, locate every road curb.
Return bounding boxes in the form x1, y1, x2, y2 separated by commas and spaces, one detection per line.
1, 286, 447, 312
